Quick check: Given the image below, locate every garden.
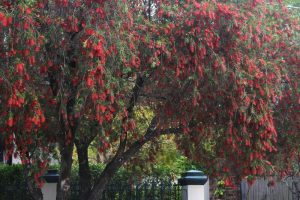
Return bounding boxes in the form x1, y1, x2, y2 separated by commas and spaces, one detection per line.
0, 0, 299, 199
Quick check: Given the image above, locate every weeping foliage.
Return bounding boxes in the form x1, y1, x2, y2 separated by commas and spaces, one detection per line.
0, 0, 299, 191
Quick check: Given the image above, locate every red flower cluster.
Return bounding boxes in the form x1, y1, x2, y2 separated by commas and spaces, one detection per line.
0, 12, 12, 27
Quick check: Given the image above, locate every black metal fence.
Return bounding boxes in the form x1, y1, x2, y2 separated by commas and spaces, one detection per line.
102, 179, 181, 200
69, 178, 181, 200
1, 177, 181, 200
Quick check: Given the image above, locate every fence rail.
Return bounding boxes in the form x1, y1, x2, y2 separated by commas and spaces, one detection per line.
1, 178, 181, 200
70, 179, 181, 200
102, 182, 181, 200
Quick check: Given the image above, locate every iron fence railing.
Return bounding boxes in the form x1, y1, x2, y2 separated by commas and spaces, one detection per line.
69, 178, 181, 200
102, 180, 181, 200
2, 179, 181, 200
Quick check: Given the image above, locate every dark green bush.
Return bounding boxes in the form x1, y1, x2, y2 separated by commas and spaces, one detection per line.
0, 164, 180, 200
0, 164, 134, 200
0, 164, 32, 200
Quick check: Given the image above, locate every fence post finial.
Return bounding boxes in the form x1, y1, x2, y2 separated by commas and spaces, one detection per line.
179, 170, 209, 200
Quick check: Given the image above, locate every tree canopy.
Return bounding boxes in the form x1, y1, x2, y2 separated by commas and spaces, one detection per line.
0, 0, 299, 199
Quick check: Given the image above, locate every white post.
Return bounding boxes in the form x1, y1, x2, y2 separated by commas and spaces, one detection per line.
179, 170, 209, 200
42, 170, 59, 200
42, 183, 58, 200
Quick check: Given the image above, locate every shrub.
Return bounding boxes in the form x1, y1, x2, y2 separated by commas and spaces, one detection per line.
0, 164, 32, 200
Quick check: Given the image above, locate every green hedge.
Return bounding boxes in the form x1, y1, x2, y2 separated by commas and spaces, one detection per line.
0, 164, 32, 200
0, 164, 155, 200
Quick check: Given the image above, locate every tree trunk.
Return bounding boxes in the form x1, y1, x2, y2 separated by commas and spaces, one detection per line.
76, 144, 92, 199
24, 165, 43, 200
87, 118, 158, 200
56, 142, 74, 200
26, 180, 43, 200
87, 155, 123, 200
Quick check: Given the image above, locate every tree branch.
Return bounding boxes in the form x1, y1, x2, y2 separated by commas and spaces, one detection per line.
88, 114, 182, 200
117, 74, 145, 154
24, 165, 43, 200
127, 74, 144, 116
120, 120, 182, 162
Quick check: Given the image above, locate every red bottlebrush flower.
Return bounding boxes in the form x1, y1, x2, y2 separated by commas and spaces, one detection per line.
23, 21, 30, 30
16, 63, 25, 75
40, 66, 47, 73
7, 117, 13, 127
0, 12, 4, 21
1, 17, 7, 27
6, 16, 12, 25
194, 1, 201, 9
109, 95, 114, 103
189, 43, 195, 53
224, 177, 235, 187
28, 56, 36, 65
0, 12, 8, 27
91, 93, 98, 101
23, 49, 30, 56
34, 173, 44, 188
95, 8, 106, 19
85, 28, 95, 36
220, 57, 226, 73
98, 105, 106, 113
268, 179, 275, 187
56, 0, 68, 7
86, 77, 94, 88
27, 39, 35, 46
25, 7, 31, 14
176, 67, 180, 77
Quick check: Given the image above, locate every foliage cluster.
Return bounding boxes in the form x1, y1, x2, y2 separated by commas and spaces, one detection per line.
0, 0, 299, 199
0, 164, 32, 200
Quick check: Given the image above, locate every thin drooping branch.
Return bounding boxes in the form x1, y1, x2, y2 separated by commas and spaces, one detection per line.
120, 123, 182, 162
149, 0, 151, 20
24, 165, 43, 200
75, 74, 145, 200
127, 74, 145, 116
116, 74, 145, 156
87, 116, 182, 200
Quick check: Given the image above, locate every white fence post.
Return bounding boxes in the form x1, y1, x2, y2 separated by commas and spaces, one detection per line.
42, 170, 59, 200
179, 170, 209, 200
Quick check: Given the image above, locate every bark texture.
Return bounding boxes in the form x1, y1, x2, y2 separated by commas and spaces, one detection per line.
76, 144, 92, 199
87, 117, 159, 200
56, 142, 74, 200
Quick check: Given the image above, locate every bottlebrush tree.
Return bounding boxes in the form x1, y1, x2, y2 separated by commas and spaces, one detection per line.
0, 0, 299, 200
